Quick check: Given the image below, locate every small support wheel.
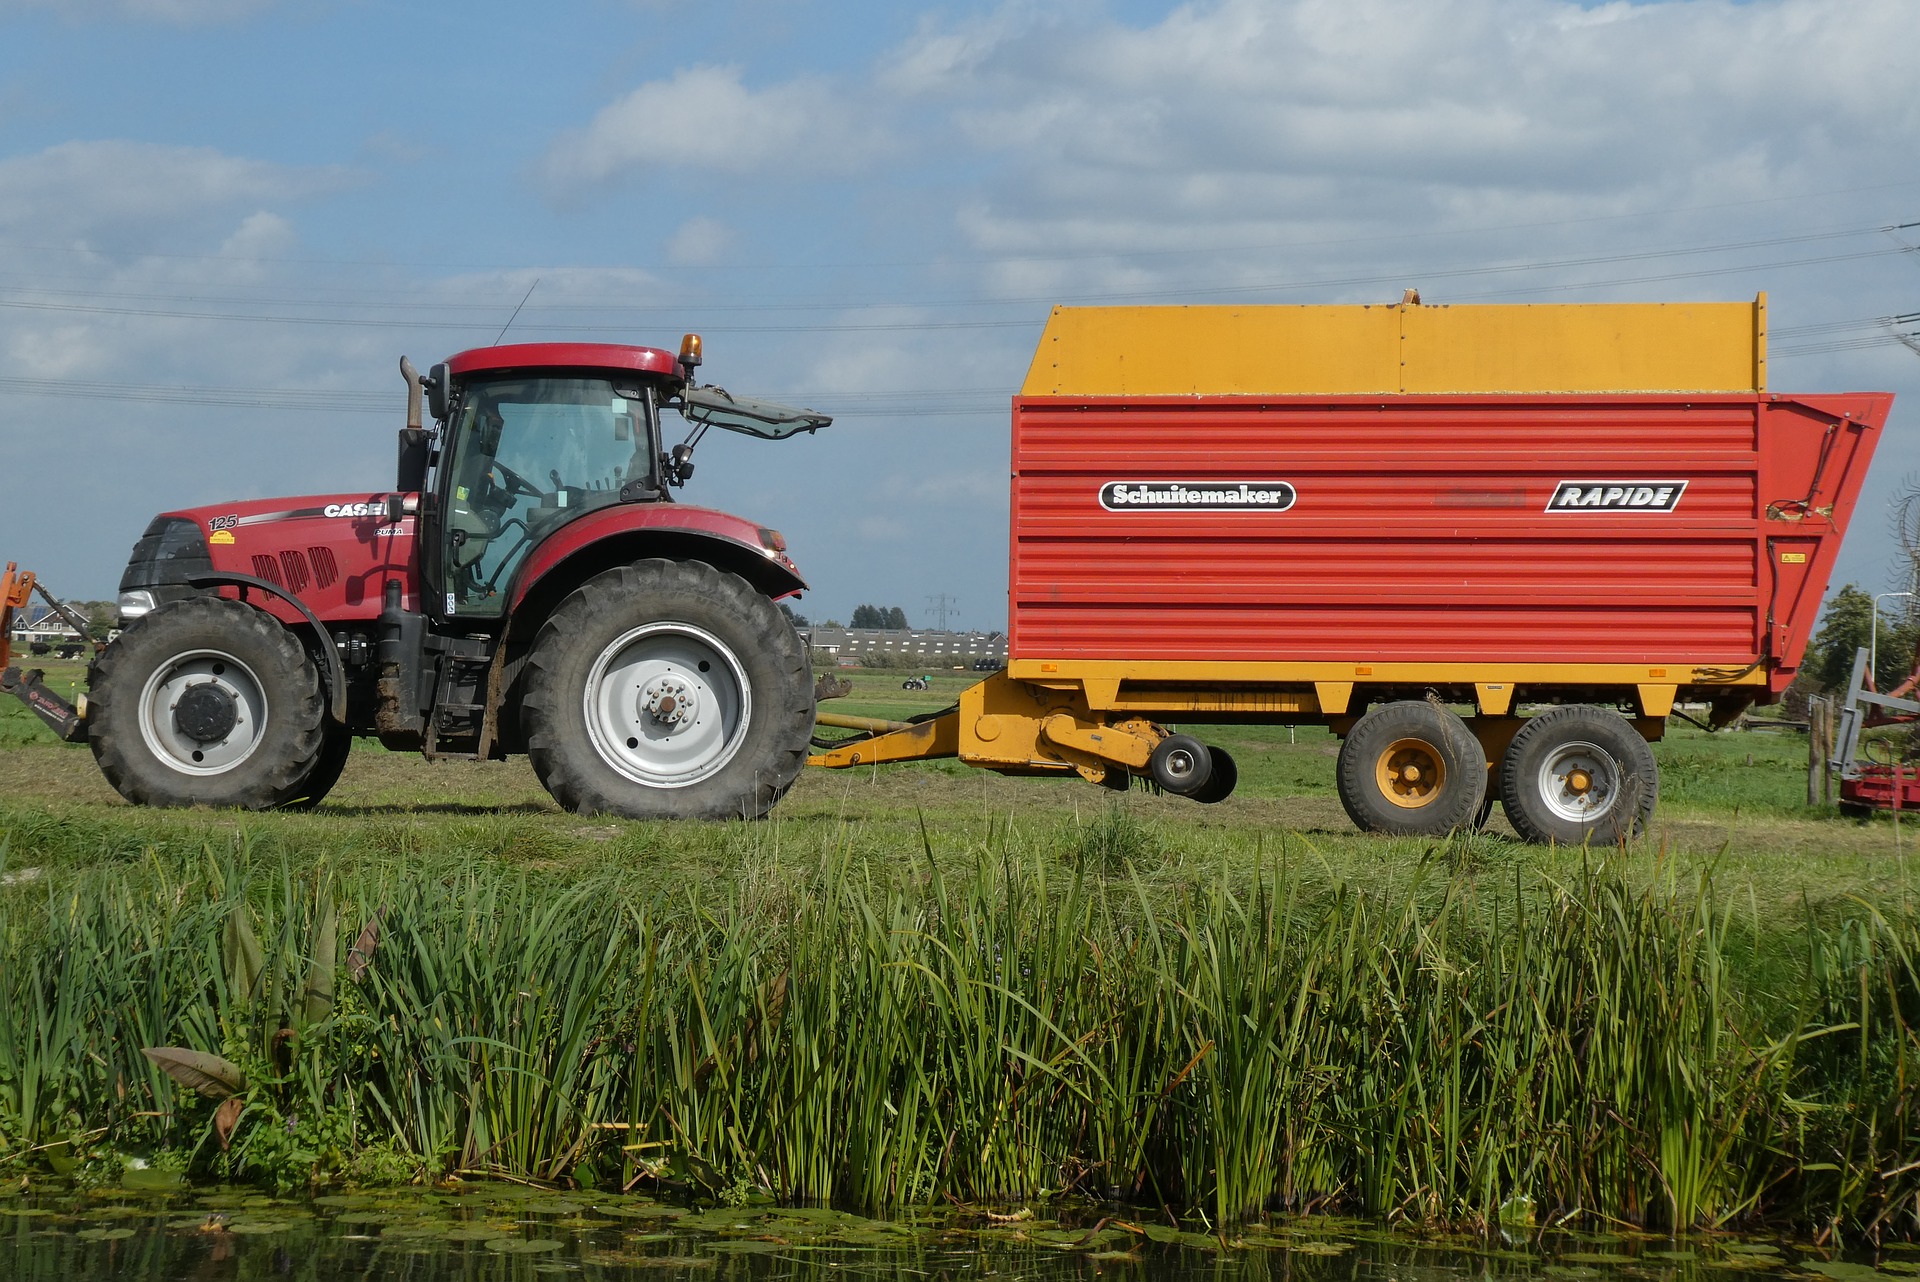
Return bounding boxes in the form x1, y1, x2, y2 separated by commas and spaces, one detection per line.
1498, 705, 1658, 845
1149, 733, 1213, 796
1189, 746, 1238, 804
1336, 701, 1486, 836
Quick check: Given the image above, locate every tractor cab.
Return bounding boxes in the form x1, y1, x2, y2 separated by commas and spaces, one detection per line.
413, 338, 827, 620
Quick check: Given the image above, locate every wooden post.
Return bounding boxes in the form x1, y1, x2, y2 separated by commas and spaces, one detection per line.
1808, 700, 1819, 806
1821, 700, 1835, 803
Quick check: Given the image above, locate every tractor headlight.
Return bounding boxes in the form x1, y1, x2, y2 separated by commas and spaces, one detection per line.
118, 589, 157, 621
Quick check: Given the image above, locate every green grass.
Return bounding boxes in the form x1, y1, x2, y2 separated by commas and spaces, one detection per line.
6, 662, 1920, 1229
3, 838, 1920, 1234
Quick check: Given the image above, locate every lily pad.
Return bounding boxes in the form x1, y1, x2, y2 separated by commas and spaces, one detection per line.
488, 1237, 565, 1254
445, 1226, 511, 1243
1800, 1266, 1889, 1282
75, 1226, 138, 1242
597, 1203, 688, 1219
225, 1220, 297, 1236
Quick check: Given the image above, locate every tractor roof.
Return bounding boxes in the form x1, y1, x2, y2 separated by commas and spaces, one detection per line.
446, 342, 682, 379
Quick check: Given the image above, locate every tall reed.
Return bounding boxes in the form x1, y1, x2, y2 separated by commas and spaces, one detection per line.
3, 828, 1919, 1233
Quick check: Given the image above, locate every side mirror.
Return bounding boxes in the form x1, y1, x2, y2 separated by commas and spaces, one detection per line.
397, 427, 429, 493
425, 363, 451, 422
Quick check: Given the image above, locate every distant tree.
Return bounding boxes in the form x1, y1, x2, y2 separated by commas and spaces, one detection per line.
850, 604, 909, 630
70, 601, 117, 638
779, 603, 809, 628
820, 619, 843, 629
1807, 584, 1920, 691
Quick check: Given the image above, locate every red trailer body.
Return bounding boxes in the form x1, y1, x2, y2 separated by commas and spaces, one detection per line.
1009, 391, 1887, 699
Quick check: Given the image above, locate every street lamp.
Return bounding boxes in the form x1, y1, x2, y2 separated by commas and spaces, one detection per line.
1871, 590, 1915, 686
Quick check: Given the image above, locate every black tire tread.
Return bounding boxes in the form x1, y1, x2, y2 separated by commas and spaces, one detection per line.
1336, 701, 1487, 837
1497, 704, 1658, 845
520, 559, 813, 820
88, 596, 326, 810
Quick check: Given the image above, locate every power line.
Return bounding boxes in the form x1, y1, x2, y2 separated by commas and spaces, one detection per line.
0, 220, 1904, 320
0, 178, 1915, 273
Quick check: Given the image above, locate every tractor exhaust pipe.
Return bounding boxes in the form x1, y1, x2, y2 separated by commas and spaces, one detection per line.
397, 356, 429, 492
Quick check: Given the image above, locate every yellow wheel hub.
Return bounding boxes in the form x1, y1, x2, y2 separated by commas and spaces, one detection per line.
1377, 738, 1446, 808
1565, 767, 1593, 795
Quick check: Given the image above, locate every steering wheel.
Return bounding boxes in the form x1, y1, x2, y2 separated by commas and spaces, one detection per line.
488, 461, 546, 501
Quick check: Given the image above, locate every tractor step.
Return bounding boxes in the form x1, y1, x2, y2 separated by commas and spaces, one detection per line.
422, 652, 497, 762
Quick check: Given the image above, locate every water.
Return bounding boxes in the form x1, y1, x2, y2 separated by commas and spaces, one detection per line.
0, 1182, 1902, 1282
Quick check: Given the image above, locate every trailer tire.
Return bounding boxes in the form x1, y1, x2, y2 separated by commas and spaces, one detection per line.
1337, 701, 1487, 836
1498, 705, 1657, 845
87, 596, 326, 810
522, 559, 813, 821
1190, 745, 1238, 804
1149, 733, 1212, 796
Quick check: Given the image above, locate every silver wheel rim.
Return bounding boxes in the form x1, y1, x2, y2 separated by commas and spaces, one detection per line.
582, 622, 750, 789
136, 648, 269, 776
1536, 740, 1621, 824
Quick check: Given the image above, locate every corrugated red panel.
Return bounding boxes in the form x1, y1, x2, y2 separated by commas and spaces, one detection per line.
1008, 393, 1887, 677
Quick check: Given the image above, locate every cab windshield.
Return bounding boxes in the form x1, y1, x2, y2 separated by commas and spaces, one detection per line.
441, 375, 657, 616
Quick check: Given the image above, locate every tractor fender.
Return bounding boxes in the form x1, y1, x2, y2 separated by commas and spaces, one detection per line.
506, 505, 805, 629
491, 513, 806, 757
184, 572, 348, 724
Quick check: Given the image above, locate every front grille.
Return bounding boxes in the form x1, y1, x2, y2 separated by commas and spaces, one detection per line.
309, 546, 338, 590
119, 517, 211, 591
278, 550, 310, 596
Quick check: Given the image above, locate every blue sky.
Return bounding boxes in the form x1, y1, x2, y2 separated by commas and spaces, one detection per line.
0, 0, 1916, 630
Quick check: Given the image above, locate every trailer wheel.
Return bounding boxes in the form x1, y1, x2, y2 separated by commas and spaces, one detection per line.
1336, 701, 1487, 836
1190, 745, 1238, 804
1149, 733, 1213, 796
1498, 705, 1657, 845
87, 597, 326, 810
522, 559, 813, 820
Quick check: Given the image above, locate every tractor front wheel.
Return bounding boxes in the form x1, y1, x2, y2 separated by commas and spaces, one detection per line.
88, 596, 327, 809
521, 560, 813, 820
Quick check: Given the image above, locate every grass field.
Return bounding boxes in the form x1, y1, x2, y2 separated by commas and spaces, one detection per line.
3, 660, 1914, 917
6, 659, 1920, 1229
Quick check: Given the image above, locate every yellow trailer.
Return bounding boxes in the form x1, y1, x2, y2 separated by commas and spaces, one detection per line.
810, 297, 1888, 844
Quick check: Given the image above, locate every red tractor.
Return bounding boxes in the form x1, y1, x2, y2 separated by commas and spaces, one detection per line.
1, 336, 829, 820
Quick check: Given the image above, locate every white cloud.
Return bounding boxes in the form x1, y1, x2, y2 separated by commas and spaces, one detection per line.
541, 64, 896, 188
665, 216, 736, 266
882, 0, 1920, 265
0, 0, 278, 23
0, 140, 354, 243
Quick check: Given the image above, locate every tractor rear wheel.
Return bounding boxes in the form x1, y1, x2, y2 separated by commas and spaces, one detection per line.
278, 721, 352, 811
521, 560, 814, 820
88, 596, 327, 809
1498, 705, 1657, 845
1336, 701, 1487, 836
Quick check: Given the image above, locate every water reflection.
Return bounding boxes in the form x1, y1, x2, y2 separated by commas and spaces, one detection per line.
0, 1184, 1890, 1282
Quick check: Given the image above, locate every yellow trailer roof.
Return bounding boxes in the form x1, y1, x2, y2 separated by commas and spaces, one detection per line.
1019, 296, 1767, 397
